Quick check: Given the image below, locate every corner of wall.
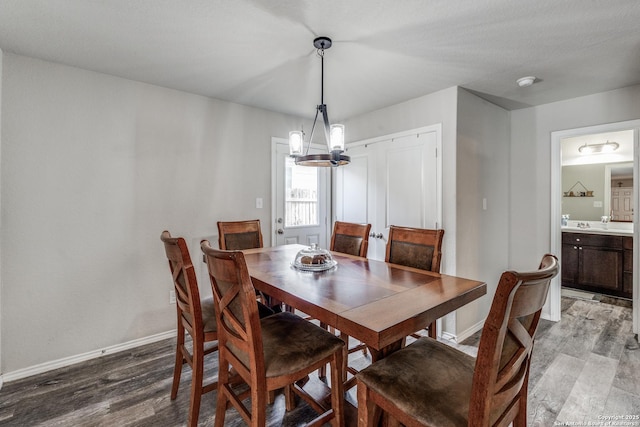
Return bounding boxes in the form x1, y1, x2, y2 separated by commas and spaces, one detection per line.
0, 46, 4, 379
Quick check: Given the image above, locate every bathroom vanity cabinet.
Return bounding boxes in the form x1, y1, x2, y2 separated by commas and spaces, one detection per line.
562, 232, 632, 299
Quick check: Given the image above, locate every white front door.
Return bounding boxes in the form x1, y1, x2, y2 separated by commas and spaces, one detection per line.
273, 140, 330, 248
335, 127, 441, 261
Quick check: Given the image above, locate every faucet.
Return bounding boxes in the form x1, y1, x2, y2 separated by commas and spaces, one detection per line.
577, 222, 590, 229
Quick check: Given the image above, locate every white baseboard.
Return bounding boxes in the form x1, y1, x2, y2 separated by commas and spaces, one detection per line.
441, 319, 485, 344
0, 330, 176, 386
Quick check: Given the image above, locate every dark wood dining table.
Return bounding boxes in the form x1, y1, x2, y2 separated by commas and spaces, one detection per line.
243, 244, 486, 360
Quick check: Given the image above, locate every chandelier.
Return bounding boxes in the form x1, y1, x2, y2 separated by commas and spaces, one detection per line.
289, 37, 350, 167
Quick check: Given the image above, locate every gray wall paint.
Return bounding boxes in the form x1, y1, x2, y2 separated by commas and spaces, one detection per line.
510, 85, 640, 270
455, 88, 510, 334
0, 47, 3, 377
0, 54, 302, 373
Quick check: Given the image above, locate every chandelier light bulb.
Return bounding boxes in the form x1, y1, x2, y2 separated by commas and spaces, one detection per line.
329, 124, 345, 152
289, 131, 304, 156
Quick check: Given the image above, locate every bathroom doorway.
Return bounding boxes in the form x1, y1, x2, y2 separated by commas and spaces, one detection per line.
551, 120, 640, 334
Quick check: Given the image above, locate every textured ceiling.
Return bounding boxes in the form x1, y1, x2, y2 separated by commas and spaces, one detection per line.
0, 0, 639, 121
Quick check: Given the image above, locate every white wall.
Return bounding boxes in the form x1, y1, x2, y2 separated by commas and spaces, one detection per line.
0, 54, 303, 374
455, 88, 510, 336
510, 85, 640, 269
0, 47, 3, 381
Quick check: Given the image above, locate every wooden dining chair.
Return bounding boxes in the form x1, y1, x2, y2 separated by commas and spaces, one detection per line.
218, 219, 282, 312
330, 221, 372, 257
356, 254, 559, 427
385, 225, 445, 339
217, 219, 263, 250
160, 231, 218, 427
201, 240, 345, 427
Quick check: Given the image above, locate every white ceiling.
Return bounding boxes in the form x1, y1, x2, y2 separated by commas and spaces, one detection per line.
0, 1, 639, 121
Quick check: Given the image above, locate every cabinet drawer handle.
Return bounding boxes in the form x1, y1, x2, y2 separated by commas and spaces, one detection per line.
573, 246, 578, 249
579, 247, 583, 250
576, 238, 580, 242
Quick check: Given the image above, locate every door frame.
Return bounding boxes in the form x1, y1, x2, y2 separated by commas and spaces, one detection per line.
550, 119, 640, 333
271, 137, 332, 247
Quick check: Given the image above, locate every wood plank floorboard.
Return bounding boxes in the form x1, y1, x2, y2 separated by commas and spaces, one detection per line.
0, 295, 638, 426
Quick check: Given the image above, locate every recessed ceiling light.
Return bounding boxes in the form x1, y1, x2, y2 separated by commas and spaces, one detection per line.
516, 76, 536, 87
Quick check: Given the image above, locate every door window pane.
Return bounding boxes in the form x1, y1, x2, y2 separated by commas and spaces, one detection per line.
285, 158, 319, 227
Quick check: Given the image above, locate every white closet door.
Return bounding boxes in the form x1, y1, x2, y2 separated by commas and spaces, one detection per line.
336, 130, 439, 261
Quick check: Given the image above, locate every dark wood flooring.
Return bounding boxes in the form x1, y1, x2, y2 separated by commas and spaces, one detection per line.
0, 295, 638, 426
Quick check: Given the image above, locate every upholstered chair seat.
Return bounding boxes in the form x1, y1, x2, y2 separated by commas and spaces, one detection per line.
357, 337, 475, 426
257, 311, 344, 378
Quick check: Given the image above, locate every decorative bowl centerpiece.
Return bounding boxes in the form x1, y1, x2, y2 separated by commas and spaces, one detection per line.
292, 243, 337, 272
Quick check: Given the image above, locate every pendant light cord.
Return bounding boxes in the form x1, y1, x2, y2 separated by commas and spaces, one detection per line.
319, 47, 325, 105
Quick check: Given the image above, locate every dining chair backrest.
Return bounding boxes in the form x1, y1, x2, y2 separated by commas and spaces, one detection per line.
217, 219, 263, 250
201, 241, 264, 380
385, 225, 444, 272
470, 254, 558, 425
161, 230, 205, 335
330, 221, 372, 257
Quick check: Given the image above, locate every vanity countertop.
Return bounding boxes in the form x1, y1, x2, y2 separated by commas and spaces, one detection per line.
561, 226, 633, 236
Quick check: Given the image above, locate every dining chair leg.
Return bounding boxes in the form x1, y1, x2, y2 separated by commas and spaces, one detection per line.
171, 325, 185, 399
357, 381, 376, 427
187, 341, 204, 427
514, 372, 530, 427
329, 351, 345, 427
284, 384, 296, 411
251, 382, 267, 427
427, 320, 437, 339
339, 332, 349, 383
317, 321, 330, 378
214, 361, 230, 427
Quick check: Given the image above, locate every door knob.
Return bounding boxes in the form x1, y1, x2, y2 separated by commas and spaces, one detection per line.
277, 229, 284, 235
369, 232, 376, 238
375, 233, 384, 239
